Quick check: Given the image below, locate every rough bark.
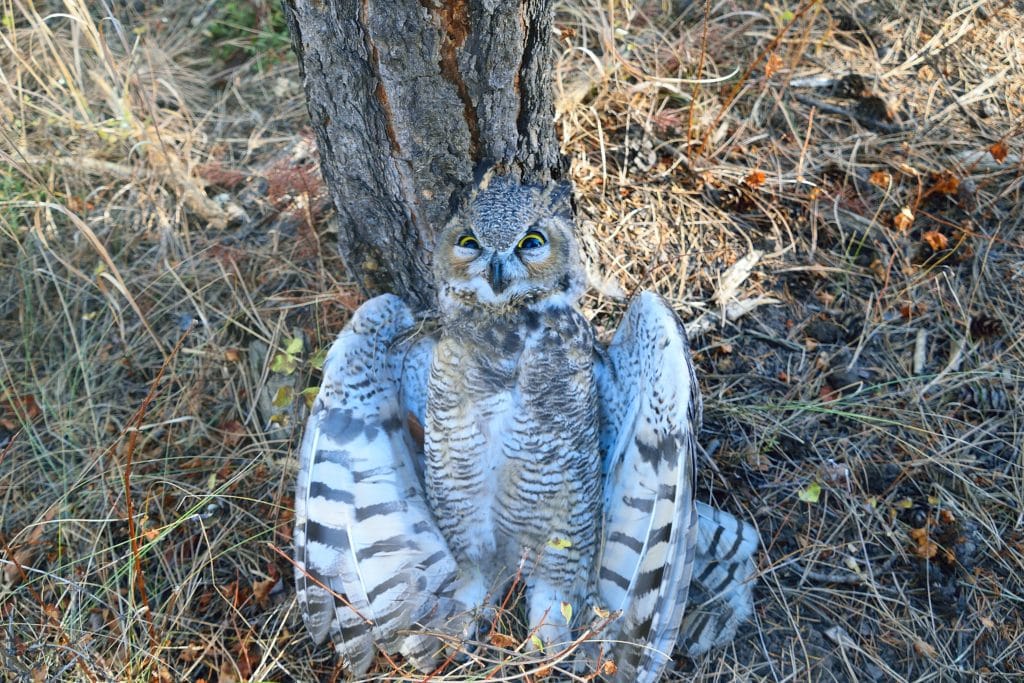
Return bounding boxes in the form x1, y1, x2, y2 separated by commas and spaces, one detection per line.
282, 0, 564, 311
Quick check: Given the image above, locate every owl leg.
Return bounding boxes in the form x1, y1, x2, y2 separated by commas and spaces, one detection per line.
446, 568, 494, 650
525, 580, 573, 655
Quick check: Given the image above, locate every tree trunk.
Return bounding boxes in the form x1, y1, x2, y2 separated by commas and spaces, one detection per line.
282, 0, 565, 311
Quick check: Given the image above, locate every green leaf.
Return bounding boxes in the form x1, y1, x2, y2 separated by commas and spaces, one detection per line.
301, 386, 319, 409
798, 482, 821, 503
310, 347, 328, 370
547, 537, 572, 550
285, 337, 304, 356
530, 634, 544, 653
272, 386, 294, 408
270, 352, 297, 375
780, 9, 795, 23
560, 601, 573, 625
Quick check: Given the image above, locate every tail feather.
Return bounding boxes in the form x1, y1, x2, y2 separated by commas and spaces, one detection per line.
678, 502, 759, 656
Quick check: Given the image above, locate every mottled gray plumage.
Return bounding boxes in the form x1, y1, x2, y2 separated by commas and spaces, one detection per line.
294, 174, 758, 680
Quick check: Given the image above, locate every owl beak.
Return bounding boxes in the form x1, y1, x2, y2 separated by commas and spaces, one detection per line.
488, 256, 508, 294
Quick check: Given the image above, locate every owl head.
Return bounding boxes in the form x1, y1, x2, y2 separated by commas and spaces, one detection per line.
433, 173, 583, 315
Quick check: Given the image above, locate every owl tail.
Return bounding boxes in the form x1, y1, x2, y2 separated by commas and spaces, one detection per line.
678, 501, 759, 657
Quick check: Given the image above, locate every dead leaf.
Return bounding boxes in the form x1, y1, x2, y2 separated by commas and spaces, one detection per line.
744, 170, 767, 187
764, 52, 783, 78
892, 207, 915, 231
218, 420, 246, 447
0, 394, 41, 430
272, 386, 294, 408
913, 638, 938, 659
602, 660, 618, 675
989, 141, 1008, 163
868, 170, 892, 188
252, 575, 276, 606
922, 230, 949, 251
910, 527, 938, 560
927, 172, 959, 196
489, 631, 517, 648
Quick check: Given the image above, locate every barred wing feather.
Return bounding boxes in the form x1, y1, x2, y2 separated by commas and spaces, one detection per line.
594, 292, 701, 683
293, 294, 459, 675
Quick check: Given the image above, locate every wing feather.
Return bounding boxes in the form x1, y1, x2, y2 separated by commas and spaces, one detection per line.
594, 292, 701, 683
294, 294, 459, 675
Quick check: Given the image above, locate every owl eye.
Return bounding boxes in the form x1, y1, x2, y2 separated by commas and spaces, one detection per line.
456, 234, 480, 250
516, 231, 546, 250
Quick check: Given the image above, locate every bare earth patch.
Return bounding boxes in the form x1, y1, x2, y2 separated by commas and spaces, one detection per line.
1, 1, 1021, 681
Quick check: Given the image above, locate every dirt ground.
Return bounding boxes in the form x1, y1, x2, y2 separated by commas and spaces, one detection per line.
1, 1, 1022, 681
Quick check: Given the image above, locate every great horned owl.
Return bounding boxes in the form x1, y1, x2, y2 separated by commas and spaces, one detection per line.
293, 173, 759, 681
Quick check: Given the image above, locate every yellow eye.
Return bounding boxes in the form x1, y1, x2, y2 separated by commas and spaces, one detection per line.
517, 231, 546, 250
457, 234, 480, 249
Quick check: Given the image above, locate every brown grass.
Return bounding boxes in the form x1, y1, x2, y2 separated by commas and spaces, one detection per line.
1, 0, 1022, 681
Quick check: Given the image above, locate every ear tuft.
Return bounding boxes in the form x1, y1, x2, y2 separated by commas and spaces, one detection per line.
545, 180, 574, 221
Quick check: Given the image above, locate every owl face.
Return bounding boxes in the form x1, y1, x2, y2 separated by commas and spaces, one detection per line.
433, 176, 582, 314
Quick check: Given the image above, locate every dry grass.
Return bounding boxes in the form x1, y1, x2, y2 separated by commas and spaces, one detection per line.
1, 0, 1021, 681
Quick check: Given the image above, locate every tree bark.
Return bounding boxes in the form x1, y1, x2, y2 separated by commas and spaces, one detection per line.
282, 0, 564, 311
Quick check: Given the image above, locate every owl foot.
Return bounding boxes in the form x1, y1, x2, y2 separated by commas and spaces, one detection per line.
444, 571, 496, 661
526, 584, 575, 657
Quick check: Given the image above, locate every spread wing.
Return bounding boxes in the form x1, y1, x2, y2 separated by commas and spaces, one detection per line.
593, 292, 701, 682
293, 294, 459, 675
679, 501, 759, 656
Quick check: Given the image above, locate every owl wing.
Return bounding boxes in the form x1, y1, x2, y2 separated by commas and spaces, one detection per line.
593, 292, 702, 682
293, 294, 459, 675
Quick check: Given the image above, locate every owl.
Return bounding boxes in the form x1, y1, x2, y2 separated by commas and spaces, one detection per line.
293, 173, 759, 681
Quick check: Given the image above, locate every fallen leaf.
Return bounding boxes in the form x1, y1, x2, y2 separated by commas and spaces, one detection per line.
892, 207, 915, 231
922, 230, 949, 251
602, 660, 618, 675
868, 170, 892, 188
0, 394, 41, 427
913, 638, 937, 659
301, 387, 319, 409
764, 52, 783, 78
489, 631, 517, 648
560, 601, 573, 625
798, 482, 822, 503
252, 575, 277, 606
269, 352, 297, 375
910, 527, 938, 559
310, 347, 328, 370
927, 172, 959, 196
744, 170, 767, 187
272, 386, 294, 408
218, 420, 246, 447
989, 141, 1008, 163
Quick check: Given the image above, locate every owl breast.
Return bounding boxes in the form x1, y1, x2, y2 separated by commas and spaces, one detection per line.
423, 302, 602, 586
